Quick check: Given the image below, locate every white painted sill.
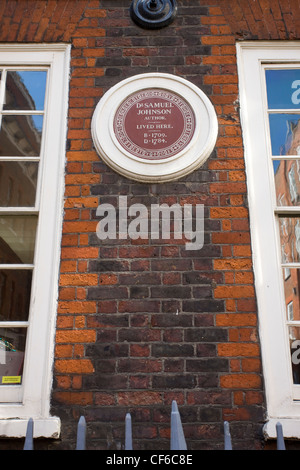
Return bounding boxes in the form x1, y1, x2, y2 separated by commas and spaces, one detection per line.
0, 417, 60, 438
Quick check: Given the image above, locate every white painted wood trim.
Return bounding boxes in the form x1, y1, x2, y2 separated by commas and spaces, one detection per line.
0, 44, 70, 436
237, 41, 300, 438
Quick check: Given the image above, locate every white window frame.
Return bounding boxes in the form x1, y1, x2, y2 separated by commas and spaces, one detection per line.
237, 41, 300, 439
0, 44, 70, 438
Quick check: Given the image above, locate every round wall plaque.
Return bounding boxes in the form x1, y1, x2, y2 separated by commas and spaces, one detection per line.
91, 73, 218, 183
113, 89, 195, 160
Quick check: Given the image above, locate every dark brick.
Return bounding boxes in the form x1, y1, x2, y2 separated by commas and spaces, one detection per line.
182, 300, 225, 313
118, 359, 162, 373
152, 344, 194, 357
87, 343, 129, 358
84, 374, 128, 390
194, 313, 215, 327
151, 259, 193, 271
85, 406, 128, 422
118, 328, 161, 342
192, 286, 213, 299
119, 272, 161, 285
196, 343, 216, 357
180, 6, 209, 15
186, 358, 229, 372
183, 272, 222, 285
164, 359, 185, 372
153, 375, 196, 389
96, 57, 131, 67
151, 286, 191, 299
87, 286, 128, 300
94, 359, 116, 373
105, 68, 123, 77
88, 315, 129, 328
119, 300, 160, 313
199, 407, 222, 422
130, 286, 149, 298
151, 314, 193, 328
89, 260, 129, 272
184, 328, 228, 342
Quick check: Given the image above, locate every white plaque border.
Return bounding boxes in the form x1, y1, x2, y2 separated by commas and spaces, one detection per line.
91, 73, 218, 183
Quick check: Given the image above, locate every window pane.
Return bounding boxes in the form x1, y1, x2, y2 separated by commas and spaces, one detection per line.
289, 326, 300, 384
4, 71, 47, 111
0, 115, 43, 157
273, 160, 300, 206
0, 215, 37, 263
266, 69, 300, 110
279, 218, 300, 263
269, 114, 300, 156
0, 161, 38, 207
0, 270, 32, 321
0, 327, 26, 385
282, 268, 300, 321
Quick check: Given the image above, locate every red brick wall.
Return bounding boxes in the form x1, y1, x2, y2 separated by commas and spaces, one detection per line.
0, 0, 298, 450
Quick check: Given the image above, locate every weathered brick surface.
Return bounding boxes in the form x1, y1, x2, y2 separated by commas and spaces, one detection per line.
0, 0, 299, 451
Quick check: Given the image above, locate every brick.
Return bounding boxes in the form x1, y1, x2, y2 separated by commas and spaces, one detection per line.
56, 330, 96, 343
214, 285, 255, 299
152, 344, 194, 357
153, 375, 196, 389
63, 221, 98, 233
53, 391, 93, 405
209, 182, 246, 193
130, 344, 150, 357
118, 359, 162, 373
210, 207, 248, 218
87, 286, 128, 300
55, 359, 94, 374
66, 151, 98, 162
216, 314, 257, 327
201, 35, 236, 45
59, 273, 98, 286
242, 358, 261, 372
220, 374, 262, 389
94, 393, 116, 405
61, 247, 99, 258
117, 392, 163, 406
183, 299, 224, 312
187, 357, 229, 372
214, 259, 252, 270
217, 343, 260, 357
73, 27, 105, 37
58, 301, 97, 314
55, 344, 73, 358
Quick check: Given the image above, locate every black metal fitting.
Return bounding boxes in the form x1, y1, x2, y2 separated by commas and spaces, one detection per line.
130, 0, 177, 29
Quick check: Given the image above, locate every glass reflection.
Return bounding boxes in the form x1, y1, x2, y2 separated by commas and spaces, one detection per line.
4, 71, 47, 111
274, 160, 300, 206
0, 161, 38, 207
0, 115, 43, 157
266, 69, 300, 110
283, 268, 300, 320
0, 327, 27, 385
0, 215, 37, 264
289, 327, 300, 384
279, 218, 300, 263
0, 271, 31, 321
269, 114, 300, 156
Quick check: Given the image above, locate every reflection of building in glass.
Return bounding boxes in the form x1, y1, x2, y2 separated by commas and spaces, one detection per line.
275, 127, 300, 383
0, 72, 42, 157
0, 161, 37, 207
280, 119, 300, 156
0, 72, 42, 385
